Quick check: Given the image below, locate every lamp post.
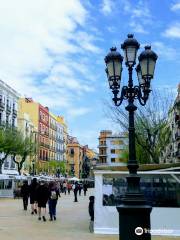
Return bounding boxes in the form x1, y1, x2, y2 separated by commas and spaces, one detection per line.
105, 34, 158, 240
32, 159, 35, 176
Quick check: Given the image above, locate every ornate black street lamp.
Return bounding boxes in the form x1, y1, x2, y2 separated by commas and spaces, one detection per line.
105, 34, 158, 240
32, 159, 35, 176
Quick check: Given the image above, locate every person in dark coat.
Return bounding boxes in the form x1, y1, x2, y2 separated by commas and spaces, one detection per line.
83, 182, 88, 196
88, 196, 95, 232
21, 180, 29, 210
29, 178, 38, 215
36, 180, 50, 221
73, 181, 79, 202
78, 183, 82, 196
48, 181, 60, 221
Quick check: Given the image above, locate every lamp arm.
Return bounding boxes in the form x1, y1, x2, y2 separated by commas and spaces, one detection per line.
113, 86, 128, 106
134, 86, 148, 106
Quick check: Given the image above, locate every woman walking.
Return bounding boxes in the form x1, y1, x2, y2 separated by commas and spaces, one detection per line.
48, 181, 60, 221
36, 180, 50, 222
29, 178, 38, 214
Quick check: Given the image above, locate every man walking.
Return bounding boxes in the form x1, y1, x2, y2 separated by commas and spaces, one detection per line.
21, 180, 29, 210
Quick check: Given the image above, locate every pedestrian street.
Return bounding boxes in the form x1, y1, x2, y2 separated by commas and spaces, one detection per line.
0, 189, 178, 240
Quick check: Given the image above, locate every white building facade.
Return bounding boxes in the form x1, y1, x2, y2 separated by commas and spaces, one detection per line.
106, 133, 128, 166
98, 130, 128, 166
0, 80, 19, 174
160, 85, 180, 163
56, 122, 64, 161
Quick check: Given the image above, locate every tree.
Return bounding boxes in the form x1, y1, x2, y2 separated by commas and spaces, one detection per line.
0, 127, 18, 174
104, 89, 173, 164
82, 156, 90, 178
12, 135, 36, 175
48, 160, 66, 176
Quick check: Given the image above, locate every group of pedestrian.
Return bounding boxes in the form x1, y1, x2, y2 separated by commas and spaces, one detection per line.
21, 178, 60, 222
72, 181, 88, 202
21, 178, 94, 232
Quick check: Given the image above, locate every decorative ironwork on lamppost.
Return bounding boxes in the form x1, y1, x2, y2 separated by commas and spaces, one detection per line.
105, 34, 158, 240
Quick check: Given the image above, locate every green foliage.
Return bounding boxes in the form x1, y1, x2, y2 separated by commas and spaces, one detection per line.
105, 89, 173, 164
0, 127, 37, 175
0, 127, 20, 173
49, 160, 66, 175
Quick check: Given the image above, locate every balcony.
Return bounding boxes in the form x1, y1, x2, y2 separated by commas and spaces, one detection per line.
176, 150, 180, 158
0, 101, 5, 110
175, 131, 180, 140
99, 153, 107, 157
44, 131, 49, 136
6, 105, 11, 114
0, 121, 6, 127
98, 143, 107, 148
39, 157, 49, 161
68, 160, 74, 165
13, 109, 17, 116
175, 114, 179, 122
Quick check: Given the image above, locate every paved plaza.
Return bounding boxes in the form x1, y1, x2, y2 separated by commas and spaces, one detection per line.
0, 189, 179, 240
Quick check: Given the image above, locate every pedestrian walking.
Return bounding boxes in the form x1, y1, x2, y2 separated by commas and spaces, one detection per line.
63, 181, 67, 195
83, 182, 88, 196
48, 181, 60, 221
78, 183, 82, 196
36, 180, 50, 222
73, 181, 79, 202
21, 180, 29, 210
29, 178, 38, 215
60, 182, 63, 193
56, 181, 61, 197
67, 182, 72, 195
88, 196, 95, 233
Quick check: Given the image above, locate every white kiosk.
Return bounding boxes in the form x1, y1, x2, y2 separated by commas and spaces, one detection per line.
94, 170, 180, 237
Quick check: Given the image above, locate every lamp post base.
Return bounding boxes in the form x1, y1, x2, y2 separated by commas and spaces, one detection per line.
117, 204, 152, 240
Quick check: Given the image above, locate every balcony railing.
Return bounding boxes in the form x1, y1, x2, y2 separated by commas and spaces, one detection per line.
175, 150, 180, 158
68, 160, 74, 165
13, 109, 17, 116
99, 153, 107, 157
175, 114, 179, 122
0, 101, 5, 110
6, 105, 11, 114
39, 157, 49, 161
175, 131, 180, 140
98, 144, 107, 148
0, 121, 6, 127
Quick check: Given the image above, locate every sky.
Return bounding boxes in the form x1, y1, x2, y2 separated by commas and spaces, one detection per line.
0, 0, 179, 151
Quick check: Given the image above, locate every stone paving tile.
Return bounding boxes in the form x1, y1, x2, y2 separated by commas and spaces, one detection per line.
0, 189, 179, 240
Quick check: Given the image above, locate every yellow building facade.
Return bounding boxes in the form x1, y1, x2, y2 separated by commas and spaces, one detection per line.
67, 137, 83, 178
18, 99, 39, 173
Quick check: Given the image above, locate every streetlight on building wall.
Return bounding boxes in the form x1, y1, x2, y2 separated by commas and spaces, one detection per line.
105, 34, 158, 240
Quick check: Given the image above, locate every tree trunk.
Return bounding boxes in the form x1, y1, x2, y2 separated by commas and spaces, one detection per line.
18, 164, 21, 175
0, 160, 3, 174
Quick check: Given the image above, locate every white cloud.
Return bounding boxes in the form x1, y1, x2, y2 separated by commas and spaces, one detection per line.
101, 0, 114, 15
129, 22, 148, 34
121, 0, 152, 34
152, 41, 178, 61
0, 0, 101, 113
67, 107, 92, 118
163, 23, 180, 38
171, 2, 180, 11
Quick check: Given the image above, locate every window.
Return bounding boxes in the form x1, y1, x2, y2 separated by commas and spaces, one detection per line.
12, 118, 15, 128
111, 149, 115, 154
70, 148, 74, 155
111, 158, 115, 162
